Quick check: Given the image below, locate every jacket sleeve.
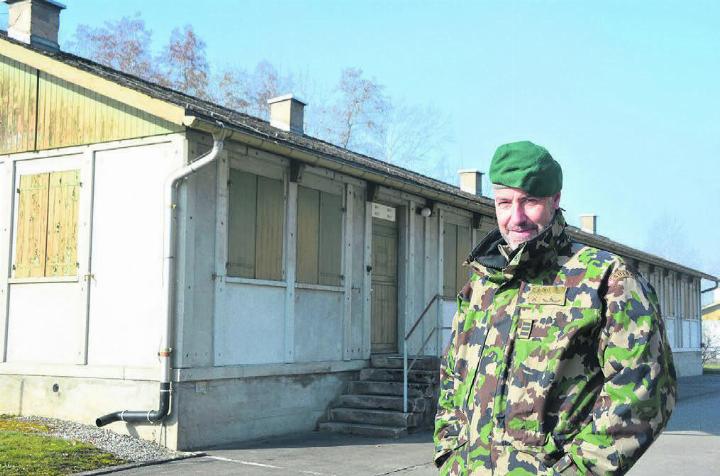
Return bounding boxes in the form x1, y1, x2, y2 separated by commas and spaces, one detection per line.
433, 291, 471, 467
561, 264, 677, 475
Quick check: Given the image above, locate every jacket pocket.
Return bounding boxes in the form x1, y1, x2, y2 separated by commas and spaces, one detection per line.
506, 306, 600, 445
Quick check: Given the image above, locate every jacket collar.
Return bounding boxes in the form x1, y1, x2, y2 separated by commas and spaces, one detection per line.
466, 210, 570, 283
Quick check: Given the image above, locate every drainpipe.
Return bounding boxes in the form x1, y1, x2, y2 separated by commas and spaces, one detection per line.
97, 126, 227, 427
701, 280, 719, 294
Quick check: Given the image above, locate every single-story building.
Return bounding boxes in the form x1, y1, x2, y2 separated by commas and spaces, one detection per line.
1, 0, 717, 450
702, 288, 720, 363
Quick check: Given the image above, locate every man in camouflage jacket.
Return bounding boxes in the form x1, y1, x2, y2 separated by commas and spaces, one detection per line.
434, 141, 676, 475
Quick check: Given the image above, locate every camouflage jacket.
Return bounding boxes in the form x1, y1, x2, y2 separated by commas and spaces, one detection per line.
434, 212, 676, 475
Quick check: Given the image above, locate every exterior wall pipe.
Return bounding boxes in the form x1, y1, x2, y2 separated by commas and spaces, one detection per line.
96, 126, 227, 427
701, 280, 719, 294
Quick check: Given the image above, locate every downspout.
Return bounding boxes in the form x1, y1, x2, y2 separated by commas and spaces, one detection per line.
97, 126, 227, 427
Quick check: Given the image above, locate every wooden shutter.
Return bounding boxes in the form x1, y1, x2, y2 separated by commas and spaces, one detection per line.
45, 170, 80, 277
443, 223, 457, 298
456, 224, 471, 292
318, 191, 343, 286
296, 186, 320, 284
227, 169, 257, 278
255, 176, 284, 280
14, 173, 50, 278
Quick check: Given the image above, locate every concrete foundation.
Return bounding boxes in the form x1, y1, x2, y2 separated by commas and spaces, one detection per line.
0, 374, 178, 447
174, 370, 359, 450
673, 350, 702, 377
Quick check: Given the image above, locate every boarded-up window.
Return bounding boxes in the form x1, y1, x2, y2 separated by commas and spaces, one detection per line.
296, 185, 343, 286
443, 222, 472, 298
14, 170, 80, 278
227, 169, 284, 280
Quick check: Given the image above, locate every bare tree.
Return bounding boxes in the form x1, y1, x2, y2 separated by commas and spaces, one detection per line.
645, 213, 699, 268
66, 14, 154, 79
66, 15, 453, 184
213, 61, 296, 119
380, 101, 452, 176
320, 68, 389, 154
156, 25, 210, 98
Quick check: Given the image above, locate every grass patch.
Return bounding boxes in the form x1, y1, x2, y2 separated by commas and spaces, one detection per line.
0, 415, 125, 475
704, 364, 720, 374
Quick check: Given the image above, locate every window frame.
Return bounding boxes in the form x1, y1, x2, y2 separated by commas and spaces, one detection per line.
226, 158, 288, 283
294, 171, 346, 288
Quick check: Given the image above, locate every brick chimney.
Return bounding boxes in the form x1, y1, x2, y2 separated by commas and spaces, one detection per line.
458, 170, 483, 196
580, 214, 597, 234
267, 94, 306, 134
5, 0, 65, 51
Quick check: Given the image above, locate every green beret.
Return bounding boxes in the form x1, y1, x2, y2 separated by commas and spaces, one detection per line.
489, 141, 562, 196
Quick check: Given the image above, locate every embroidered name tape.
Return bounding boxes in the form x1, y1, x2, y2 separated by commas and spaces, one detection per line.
526, 285, 566, 305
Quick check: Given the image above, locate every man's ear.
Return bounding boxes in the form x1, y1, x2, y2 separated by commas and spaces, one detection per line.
552, 192, 561, 210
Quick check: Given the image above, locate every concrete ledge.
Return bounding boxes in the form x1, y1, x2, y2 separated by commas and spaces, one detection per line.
173, 359, 368, 382
0, 362, 158, 380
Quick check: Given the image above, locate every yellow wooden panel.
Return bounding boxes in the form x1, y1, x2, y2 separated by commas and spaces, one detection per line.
33, 70, 181, 151
255, 176, 284, 281
456, 225, 472, 292
45, 170, 80, 277
318, 191, 343, 286
296, 186, 320, 284
0, 54, 37, 154
14, 173, 49, 278
371, 217, 398, 353
227, 169, 257, 278
443, 223, 457, 298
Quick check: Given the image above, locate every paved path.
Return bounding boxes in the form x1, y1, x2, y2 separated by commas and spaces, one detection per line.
114, 374, 720, 475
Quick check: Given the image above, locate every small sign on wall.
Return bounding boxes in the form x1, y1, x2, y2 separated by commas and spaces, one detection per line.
371, 202, 396, 222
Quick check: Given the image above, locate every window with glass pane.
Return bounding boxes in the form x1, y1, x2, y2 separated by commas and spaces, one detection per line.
227, 169, 284, 280
296, 185, 343, 286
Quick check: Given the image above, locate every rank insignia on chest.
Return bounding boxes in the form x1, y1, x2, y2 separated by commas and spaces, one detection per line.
526, 285, 567, 305
518, 319, 534, 339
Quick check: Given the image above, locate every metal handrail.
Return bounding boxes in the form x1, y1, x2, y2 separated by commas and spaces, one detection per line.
403, 293, 443, 413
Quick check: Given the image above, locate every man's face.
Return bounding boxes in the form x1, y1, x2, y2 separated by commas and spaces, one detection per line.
494, 186, 561, 250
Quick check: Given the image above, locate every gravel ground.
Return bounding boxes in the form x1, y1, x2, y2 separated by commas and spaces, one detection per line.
14, 415, 185, 463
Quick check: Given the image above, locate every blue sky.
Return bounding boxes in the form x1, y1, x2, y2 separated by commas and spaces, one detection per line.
2, 0, 719, 282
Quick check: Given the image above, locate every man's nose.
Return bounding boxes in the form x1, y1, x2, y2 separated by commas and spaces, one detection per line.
510, 202, 527, 224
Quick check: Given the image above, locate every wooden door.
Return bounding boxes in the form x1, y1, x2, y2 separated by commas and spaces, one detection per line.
371, 217, 398, 353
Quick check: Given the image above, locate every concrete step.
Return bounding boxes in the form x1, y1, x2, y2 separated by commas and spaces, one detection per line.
318, 421, 407, 438
371, 354, 440, 371
337, 394, 428, 413
329, 407, 420, 428
359, 368, 438, 385
349, 380, 432, 398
